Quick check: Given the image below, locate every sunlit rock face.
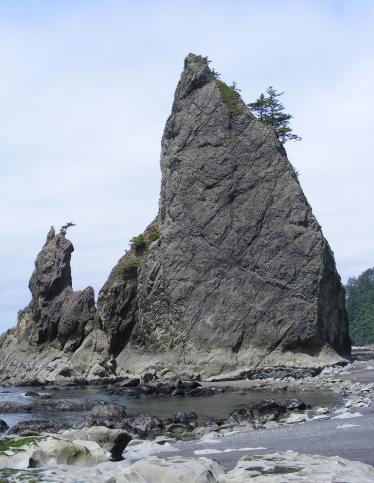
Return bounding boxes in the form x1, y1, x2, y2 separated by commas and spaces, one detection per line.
99, 54, 351, 378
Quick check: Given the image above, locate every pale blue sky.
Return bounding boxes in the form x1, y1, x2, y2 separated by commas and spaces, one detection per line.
1, 1, 373, 331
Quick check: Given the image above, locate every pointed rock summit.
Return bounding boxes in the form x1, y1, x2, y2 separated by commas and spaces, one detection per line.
98, 54, 350, 378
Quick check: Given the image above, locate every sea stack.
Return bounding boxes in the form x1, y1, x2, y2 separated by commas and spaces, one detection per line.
98, 53, 351, 379
0, 230, 111, 384
0, 54, 350, 383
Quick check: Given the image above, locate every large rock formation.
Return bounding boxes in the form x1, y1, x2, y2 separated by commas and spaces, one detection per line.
0, 229, 111, 385
0, 54, 351, 383
98, 54, 351, 379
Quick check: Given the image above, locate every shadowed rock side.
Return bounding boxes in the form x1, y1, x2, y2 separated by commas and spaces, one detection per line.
98, 54, 350, 379
0, 229, 112, 385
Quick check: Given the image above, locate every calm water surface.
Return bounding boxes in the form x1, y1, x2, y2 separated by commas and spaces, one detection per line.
0, 384, 341, 429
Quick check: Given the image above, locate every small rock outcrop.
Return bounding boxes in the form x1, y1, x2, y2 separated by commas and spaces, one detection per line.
98, 53, 350, 378
0, 230, 111, 384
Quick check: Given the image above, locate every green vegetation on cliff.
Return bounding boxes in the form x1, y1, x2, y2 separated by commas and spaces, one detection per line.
346, 267, 374, 345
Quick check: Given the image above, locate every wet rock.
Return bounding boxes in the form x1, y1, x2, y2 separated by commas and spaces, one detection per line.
24, 391, 39, 397
117, 378, 140, 388
187, 387, 214, 397
110, 431, 132, 461
226, 408, 254, 425
0, 402, 30, 413
154, 383, 176, 396
252, 399, 284, 413
137, 384, 156, 395
123, 414, 164, 437
167, 411, 198, 425
171, 388, 185, 397
252, 398, 308, 413
30, 399, 108, 413
279, 398, 308, 411
0, 399, 112, 414
89, 403, 127, 421
8, 420, 68, 435
57, 426, 132, 462
142, 373, 155, 383
0, 420, 9, 433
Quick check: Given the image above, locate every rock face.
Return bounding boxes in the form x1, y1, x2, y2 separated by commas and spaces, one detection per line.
0, 54, 350, 383
98, 53, 350, 378
0, 230, 111, 384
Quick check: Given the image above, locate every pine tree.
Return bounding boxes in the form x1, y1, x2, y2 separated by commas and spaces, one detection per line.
248, 86, 301, 144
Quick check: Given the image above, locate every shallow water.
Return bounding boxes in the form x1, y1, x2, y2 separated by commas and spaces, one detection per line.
0, 384, 341, 429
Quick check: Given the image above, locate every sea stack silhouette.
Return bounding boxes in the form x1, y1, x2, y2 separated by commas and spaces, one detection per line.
0, 54, 351, 384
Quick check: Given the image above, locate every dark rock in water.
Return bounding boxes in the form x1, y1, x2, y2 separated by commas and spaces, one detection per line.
8, 420, 68, 435
0, 402, 30, 413
24, 391, 52, 399
187, 387, 214, 397
98, 53, 350, 379
252, 399, 285, 414
154, 382, 176, 396
252, 398, 308, 414
226, 408, 255, 425
110, 432, 132, 461
171, 388, 185, 397
24, 391, 39, 397
164, 411, 198, 433
117, 378, 140, 388
166, 411, 198, 425
241, 367, 323, 380
0, 399, 112, 414
123, 414, 164, 437
137, 384, 156, 395
29, 399, 108, 413
0, 419, 9, 432
89, 403, 127, 421
279, 399, 308, 411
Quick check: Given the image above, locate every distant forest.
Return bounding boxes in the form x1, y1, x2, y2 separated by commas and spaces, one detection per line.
346, 267, 374, 346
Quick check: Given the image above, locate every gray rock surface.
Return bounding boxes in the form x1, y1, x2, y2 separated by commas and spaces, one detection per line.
99, 53, 350, 378
0, 230, 111, 384
0, 53, 351, 383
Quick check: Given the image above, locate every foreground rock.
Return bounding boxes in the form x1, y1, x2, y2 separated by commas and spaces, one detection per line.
99, 53, 350, 380
0, 450, 373, 482
0, 229, 111, 385
0, 436, 110, 470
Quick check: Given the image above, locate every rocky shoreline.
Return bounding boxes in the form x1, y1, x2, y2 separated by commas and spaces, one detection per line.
0, 351, 372, 481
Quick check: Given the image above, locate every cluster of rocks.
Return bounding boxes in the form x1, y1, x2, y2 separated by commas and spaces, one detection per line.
0, 396, 313, 442
105, 378, 225, 398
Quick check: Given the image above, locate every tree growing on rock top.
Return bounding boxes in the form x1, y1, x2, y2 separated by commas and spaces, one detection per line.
60, 222, 76, 237
248, 86, 302, 144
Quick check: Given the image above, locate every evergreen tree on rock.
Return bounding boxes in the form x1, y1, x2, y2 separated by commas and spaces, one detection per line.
248, 86, 302, 144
